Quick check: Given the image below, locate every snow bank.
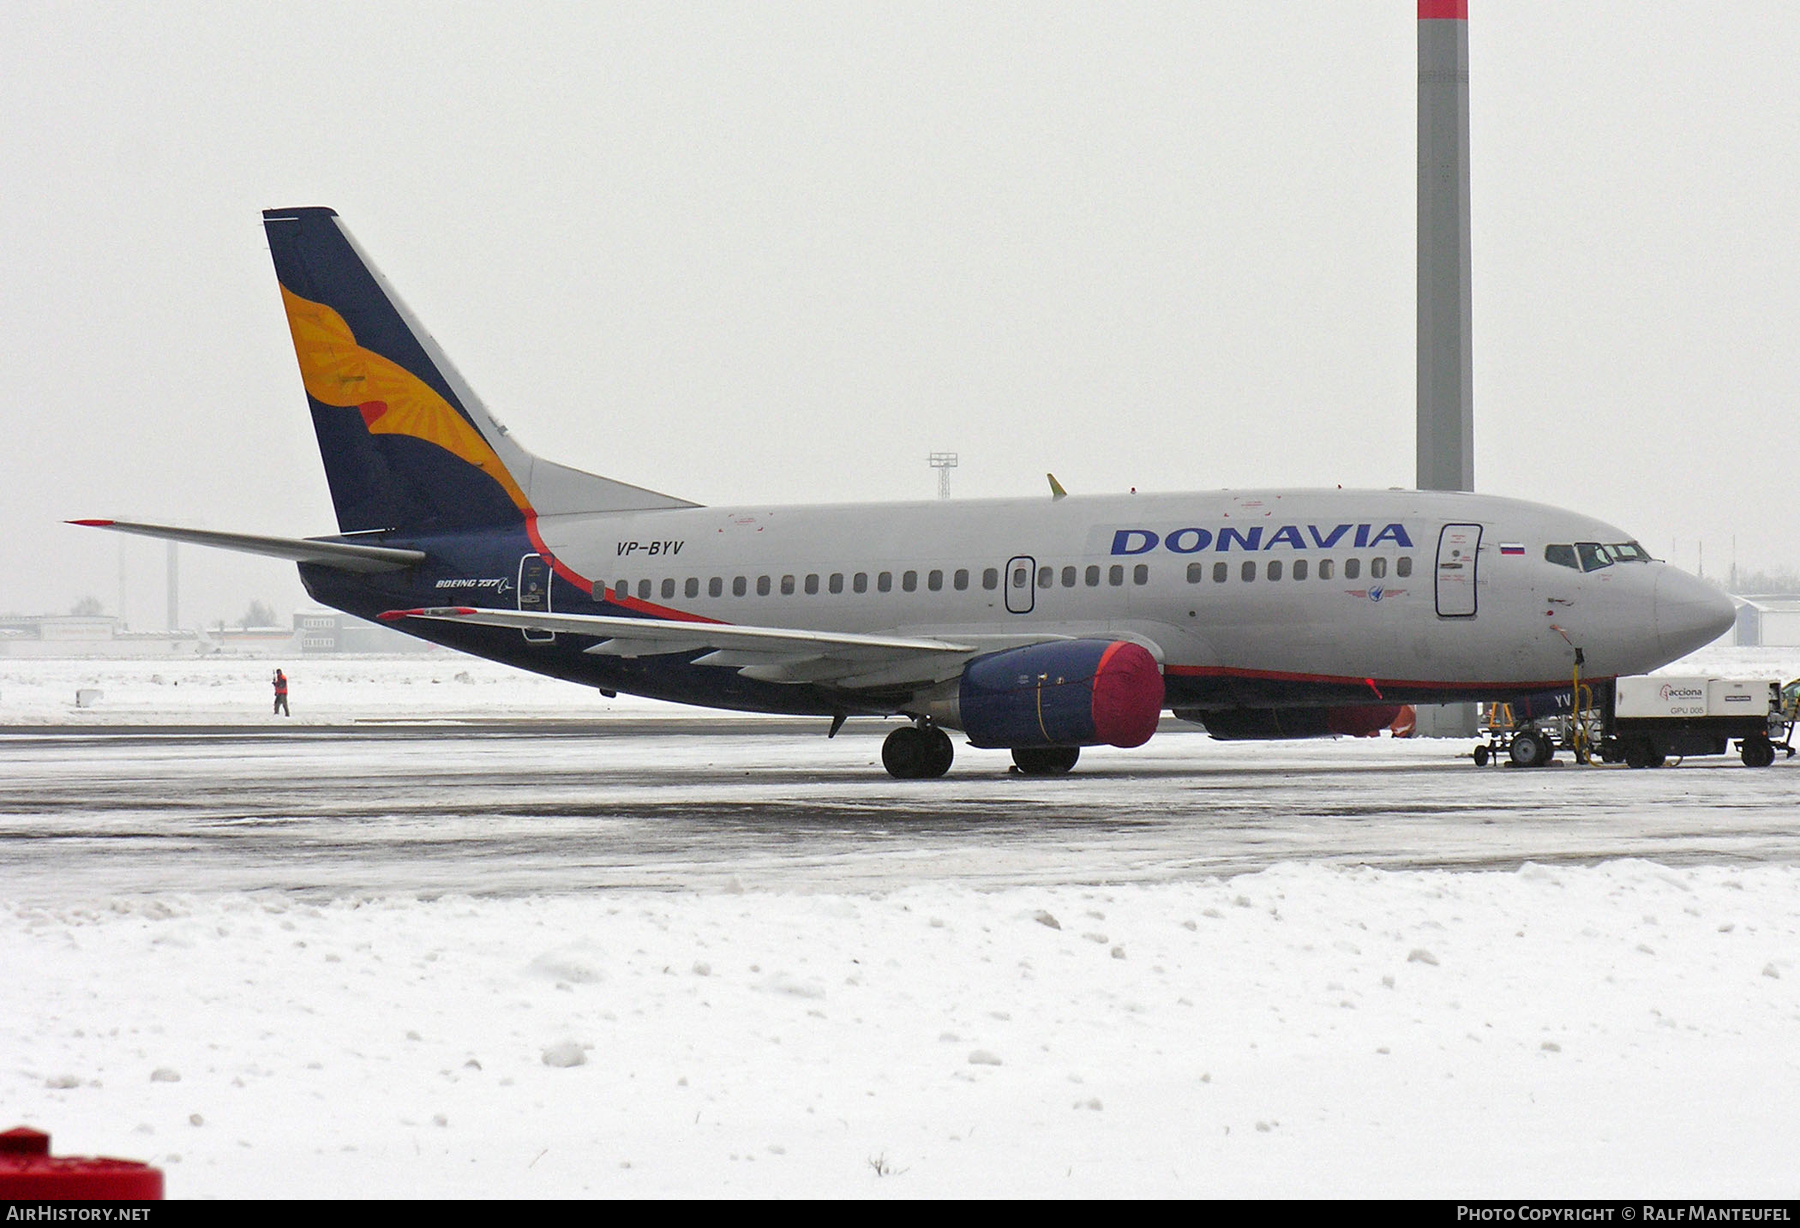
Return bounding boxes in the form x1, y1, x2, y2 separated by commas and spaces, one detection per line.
5, 864, 1797, 1198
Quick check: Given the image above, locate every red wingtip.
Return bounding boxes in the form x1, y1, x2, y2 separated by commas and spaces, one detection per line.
67, 519, 116, 527
1418, 1, 1467, 18
381, 607, 478, 621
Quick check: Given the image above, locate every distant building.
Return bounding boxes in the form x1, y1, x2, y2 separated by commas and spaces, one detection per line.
0, 609, 435, 657
0, 614, 202, 658
1731, 596, 1800, 648
292, 609, 437, 654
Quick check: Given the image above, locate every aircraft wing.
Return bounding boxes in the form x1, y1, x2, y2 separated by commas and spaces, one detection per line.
382, 606, 1018, 690
70, 520, 426, 573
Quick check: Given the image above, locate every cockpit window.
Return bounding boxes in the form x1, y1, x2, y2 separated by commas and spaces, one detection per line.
1575, 542, 1614, 572
1608, 541, 1650, 562
1545, 544, 1579, 570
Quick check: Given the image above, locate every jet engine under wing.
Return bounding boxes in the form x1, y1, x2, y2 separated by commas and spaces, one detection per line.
382, 606, 986, 690
70, 520, 426, 573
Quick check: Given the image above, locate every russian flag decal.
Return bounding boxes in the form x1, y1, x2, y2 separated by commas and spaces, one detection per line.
1500, 543, 1525, 556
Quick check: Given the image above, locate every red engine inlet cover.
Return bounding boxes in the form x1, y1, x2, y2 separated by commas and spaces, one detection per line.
1090, 641, 1165, 748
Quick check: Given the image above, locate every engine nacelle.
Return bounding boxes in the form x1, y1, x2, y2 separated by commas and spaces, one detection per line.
1177, 704, 1404, 741
927, 639, 1164, 750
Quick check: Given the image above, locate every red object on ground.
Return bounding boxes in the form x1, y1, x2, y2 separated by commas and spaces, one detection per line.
0, 1127, 164, 1200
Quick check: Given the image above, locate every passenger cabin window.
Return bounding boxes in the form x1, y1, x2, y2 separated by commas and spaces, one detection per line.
1370, 557, 1387, 579
780, 575, 795, 596
1213, 562, 1228, 583
1086, 565, 1102, 587
613, 580, 628, 599
1061, 566, 1076, 588
853, 572, 868, 594
1241, 561, 1256, 582
734, 576, 748, 596
1576, 542, 1614, 572
1037, 566, 1053, 589
638, 579, 652, 600
829, 573, 844, 594
756, 575, 771, 596
1012, 565, 1029, 590
662, 578, 676, 600
1344, 559, 1360, 580
902, 570, 917, 592
929, 570, 944, 592
804, 574, 818, 595
1396, 557, 1412, 578
878, 572, 893, 593
983, 568, 1000, 590
953, 569, 969, 591
685, 577, 699, 598
1187, 562, 1204, 584
1544, 544, 1579, 570
1133, 564, 1149, 585
1109, 565, 1124, 586
1267, 561, 1282, 581
1319, 559, 1334, 580
1293, 559, 1307, 581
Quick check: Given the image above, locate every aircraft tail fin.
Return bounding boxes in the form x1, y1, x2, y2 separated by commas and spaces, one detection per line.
261, 207, 696, 536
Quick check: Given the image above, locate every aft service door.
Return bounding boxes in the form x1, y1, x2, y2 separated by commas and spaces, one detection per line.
1435, 524, 1482, 617
1005, 555, 1036, 614
518, 553, 554, 642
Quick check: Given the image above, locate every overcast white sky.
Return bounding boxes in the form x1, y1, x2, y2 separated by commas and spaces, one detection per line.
4, 3, 1796, 628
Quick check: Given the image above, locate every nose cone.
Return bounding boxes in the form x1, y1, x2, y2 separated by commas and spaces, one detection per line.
1655, 568, 1736, 661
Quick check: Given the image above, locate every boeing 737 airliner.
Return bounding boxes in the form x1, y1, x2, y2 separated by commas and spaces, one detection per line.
75, 208, 1736, 777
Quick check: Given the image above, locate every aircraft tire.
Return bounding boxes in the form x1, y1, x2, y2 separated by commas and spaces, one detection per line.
1011, 746, 1081, 776
1507, 730, 1548, 768
882, 726, 927, 779
922, 727, 955, 778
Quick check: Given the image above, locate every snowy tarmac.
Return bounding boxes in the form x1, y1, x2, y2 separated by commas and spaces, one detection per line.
4, 652, 1799, 1196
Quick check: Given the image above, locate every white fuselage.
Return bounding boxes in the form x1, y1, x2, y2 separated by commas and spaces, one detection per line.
535, 487, 1732, 696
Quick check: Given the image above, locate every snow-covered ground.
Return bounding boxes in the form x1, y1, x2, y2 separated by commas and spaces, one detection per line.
4, 645, 1799, 1197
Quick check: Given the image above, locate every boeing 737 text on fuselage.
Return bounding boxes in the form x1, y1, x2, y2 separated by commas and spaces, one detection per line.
75, 209, 1736, 777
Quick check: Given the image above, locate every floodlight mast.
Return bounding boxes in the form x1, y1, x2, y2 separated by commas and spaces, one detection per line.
1418, 0, 1474, 493
928, 452, 958, 500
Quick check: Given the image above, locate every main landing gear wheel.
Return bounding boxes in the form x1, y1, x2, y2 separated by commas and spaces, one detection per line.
1740, 736, 1777, 768
1507, 729, 1554, 768
1011, 746, 1081, 776
882, 725, 954, 779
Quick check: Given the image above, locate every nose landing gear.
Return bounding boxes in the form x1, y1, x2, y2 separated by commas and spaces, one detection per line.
881, 722, 955, 779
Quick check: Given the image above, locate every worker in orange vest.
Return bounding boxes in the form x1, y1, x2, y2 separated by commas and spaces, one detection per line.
272, 668, 289, 717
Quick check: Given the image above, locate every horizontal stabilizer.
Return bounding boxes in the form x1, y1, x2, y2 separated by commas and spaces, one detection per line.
69, 520, 426, 573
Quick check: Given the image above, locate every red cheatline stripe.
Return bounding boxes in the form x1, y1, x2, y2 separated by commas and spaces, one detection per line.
1418, 0, 1467, 19
523, 512, 721, 625
1166, 664, 1589, 693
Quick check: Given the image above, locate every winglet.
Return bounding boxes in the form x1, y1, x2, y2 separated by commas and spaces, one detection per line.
1047, 473, 1068, 501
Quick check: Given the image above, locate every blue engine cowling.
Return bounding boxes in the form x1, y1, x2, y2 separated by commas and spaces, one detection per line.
955, 639, 1164, 750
